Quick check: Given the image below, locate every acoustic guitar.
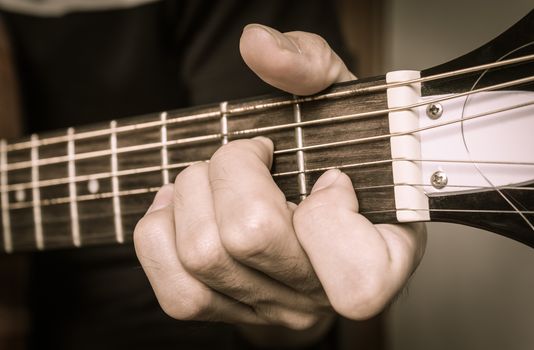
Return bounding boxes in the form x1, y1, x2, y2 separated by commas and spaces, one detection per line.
1, 10, 533, 253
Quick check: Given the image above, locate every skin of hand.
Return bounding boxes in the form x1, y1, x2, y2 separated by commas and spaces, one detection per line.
134, 24, 427, 331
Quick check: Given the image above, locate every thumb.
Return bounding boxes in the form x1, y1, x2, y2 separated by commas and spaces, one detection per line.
239, 24, 356, 95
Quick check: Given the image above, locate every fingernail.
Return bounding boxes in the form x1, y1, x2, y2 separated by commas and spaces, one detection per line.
147, 184, 174, 214
311, 169, 342, 193
244, 24, 300, 53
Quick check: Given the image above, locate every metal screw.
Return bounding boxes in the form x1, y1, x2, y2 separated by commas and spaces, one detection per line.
430, 171, 448, 189
426, 103, 443, 119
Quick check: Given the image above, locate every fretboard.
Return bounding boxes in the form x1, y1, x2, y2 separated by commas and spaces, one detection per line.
0, 76, 397, 253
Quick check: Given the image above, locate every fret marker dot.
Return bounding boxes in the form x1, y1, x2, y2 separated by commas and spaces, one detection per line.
15, 189, 26, 202
88, 179, 99, 194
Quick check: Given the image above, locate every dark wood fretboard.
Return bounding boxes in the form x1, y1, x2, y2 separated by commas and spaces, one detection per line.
0, 76, 397, 253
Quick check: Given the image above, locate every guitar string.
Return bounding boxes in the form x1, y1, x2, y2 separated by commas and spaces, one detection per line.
7, 183, 534, 210
228, 79, 534, 139
359, 209, 534, 215
4, 77, 534, 172
6, 156, 534, 193
1, 64, 532, 223
228, 54, 534, 114
3, 98, 533, 193
272, 157, 534, 177
354, 183, 533, 192
6, 172, 534, 221
6, 160, 534, 210
7, 75, 534, 171
7, 205, 534, 240
11, 205, 534, 248
273, 99, 534, 156
460, 42, 534, 232
5, 58, 534, 249
9, 208, 534, 232
7, 211, 533, 250
8, 184, 534, 246
8, 206, 534, 224
3, 53, 534, 152
3, 157, 534, 193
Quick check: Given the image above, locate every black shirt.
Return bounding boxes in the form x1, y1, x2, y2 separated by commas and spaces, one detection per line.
1, 1, 353, 348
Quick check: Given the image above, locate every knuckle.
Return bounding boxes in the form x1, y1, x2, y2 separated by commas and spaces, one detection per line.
179, 226, 225, 276
220, 202, 285, 260
309, 32, 328, 46
159, 289, 212, 321
133, 214, 162, 253
133, 216, 149, 246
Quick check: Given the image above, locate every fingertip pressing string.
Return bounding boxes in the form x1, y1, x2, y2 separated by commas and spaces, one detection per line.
311, 169, 341, 193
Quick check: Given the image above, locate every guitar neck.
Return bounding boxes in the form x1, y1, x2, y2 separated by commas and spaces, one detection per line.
0, 76, 398, 253
2, 11, 534, 253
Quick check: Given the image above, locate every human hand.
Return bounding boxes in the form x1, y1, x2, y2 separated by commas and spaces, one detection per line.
134, 24, 426, 329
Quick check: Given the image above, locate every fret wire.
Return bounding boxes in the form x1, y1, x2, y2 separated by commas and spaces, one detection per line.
6, 78, 533, 173
31, 134, 44, 250
0, 140, 12, 253
110, 121, 124, 244
293, 96, 307, 201
5, 54, 534, 153
67, 128, 81, 247
160, 112, 170, 185
220, 102, 229, 145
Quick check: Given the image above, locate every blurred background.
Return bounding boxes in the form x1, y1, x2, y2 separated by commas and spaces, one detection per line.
381, 1, 534, 349
341, 0, 534, 349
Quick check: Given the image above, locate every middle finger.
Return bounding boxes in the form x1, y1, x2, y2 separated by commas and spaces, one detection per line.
209, 138, 324, 296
